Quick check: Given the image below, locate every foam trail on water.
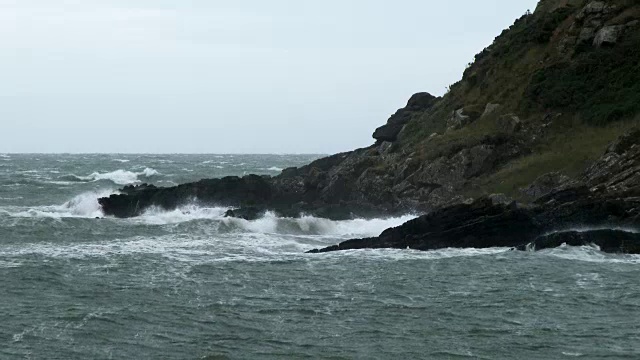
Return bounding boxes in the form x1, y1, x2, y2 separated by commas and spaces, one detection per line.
0, 234, 513, 264
60, 168, 159, 185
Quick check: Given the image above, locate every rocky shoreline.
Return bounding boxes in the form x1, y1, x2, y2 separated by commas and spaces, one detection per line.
99, 0, 640, 255
308, 129, 640, 254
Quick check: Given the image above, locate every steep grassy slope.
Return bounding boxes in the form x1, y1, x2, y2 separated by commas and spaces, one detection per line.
390, 0, 640, 200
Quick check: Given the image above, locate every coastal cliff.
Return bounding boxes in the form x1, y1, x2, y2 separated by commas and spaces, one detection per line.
100, 0, 640, 253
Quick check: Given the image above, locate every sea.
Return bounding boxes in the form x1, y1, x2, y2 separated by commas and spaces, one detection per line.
0, 154, 639, 359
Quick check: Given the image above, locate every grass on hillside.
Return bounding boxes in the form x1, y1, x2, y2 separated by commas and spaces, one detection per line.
478, 117, 640, 198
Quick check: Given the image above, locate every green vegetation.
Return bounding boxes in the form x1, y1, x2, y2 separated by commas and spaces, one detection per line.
525, 31, 640, 124
479, 118, 640, 197
384, 1, 640, 203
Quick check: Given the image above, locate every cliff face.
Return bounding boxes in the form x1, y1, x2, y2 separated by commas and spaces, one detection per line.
100, 0, 640, 222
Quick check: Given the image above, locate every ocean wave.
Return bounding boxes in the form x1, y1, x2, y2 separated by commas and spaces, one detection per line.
58, 168, 159, 185
113, 159, 130, 163
134, 205, 416, 237
5, 189, 117, 219
262, 166, 283, 172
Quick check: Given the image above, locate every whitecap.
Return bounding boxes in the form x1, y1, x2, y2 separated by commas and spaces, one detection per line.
135, 205, 229, 225
540, 244, 640, 264
7, 189, 118, 219
113, 159, 130, 163
61, 167, 160, 185
134, 205, 415, 237
262, 166, 283, 172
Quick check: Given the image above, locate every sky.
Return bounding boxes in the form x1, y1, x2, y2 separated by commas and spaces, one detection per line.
0, 0, 539, 154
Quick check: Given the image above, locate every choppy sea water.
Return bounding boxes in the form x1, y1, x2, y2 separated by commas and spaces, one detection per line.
0, 154, 639, 359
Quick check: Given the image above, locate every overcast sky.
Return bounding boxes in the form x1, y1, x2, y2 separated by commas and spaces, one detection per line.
0, 0, 539, 153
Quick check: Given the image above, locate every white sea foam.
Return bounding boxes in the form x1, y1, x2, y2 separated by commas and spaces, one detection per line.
540, 243, 640, 264
135, 205, 416, 237
0, 233, 512, 264
64, 168, 159, 185
136, 205, 229, 225
263, 166, 283, 172
113, 159, 130, 163
7, 189, 117, 219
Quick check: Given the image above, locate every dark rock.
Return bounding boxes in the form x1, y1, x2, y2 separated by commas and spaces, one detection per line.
606, 128, 640, 155
496, 114, 522, 134
518, 230, 640, 254
308, 198, 541, 253
372, 92, 438, 142
593, 25, 625, 47
99, 175, 276, 218
224, 207, 266, 221
521, 172, 572, 199
373, 123, 405, 142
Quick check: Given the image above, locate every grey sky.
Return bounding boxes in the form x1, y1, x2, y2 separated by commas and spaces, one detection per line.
0, 0, 539, 153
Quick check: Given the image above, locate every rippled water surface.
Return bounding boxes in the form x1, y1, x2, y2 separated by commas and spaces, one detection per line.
1, 154, 639, 359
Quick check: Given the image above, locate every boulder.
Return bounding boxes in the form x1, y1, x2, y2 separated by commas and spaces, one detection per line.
373, 123, 404, 142
593, 25, 625, 47
405, 92, 437, 111
481, 103, 501, 118
372, 92, 438, 142
224, 207, 266, 221
447, 108, 473, 130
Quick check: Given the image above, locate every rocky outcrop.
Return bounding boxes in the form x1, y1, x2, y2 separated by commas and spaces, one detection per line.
309, 198, 541, 253
593, 25, 625, 46
308, 129, 640, 254
372, 92, 437, 142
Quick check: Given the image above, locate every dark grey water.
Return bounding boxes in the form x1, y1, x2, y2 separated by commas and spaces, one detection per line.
1, 154, 639, 359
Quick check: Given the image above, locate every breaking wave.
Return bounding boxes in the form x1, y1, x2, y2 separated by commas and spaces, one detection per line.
137, 205, 416, 237
3, 189, 117, 219
59, 168, 159, 185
